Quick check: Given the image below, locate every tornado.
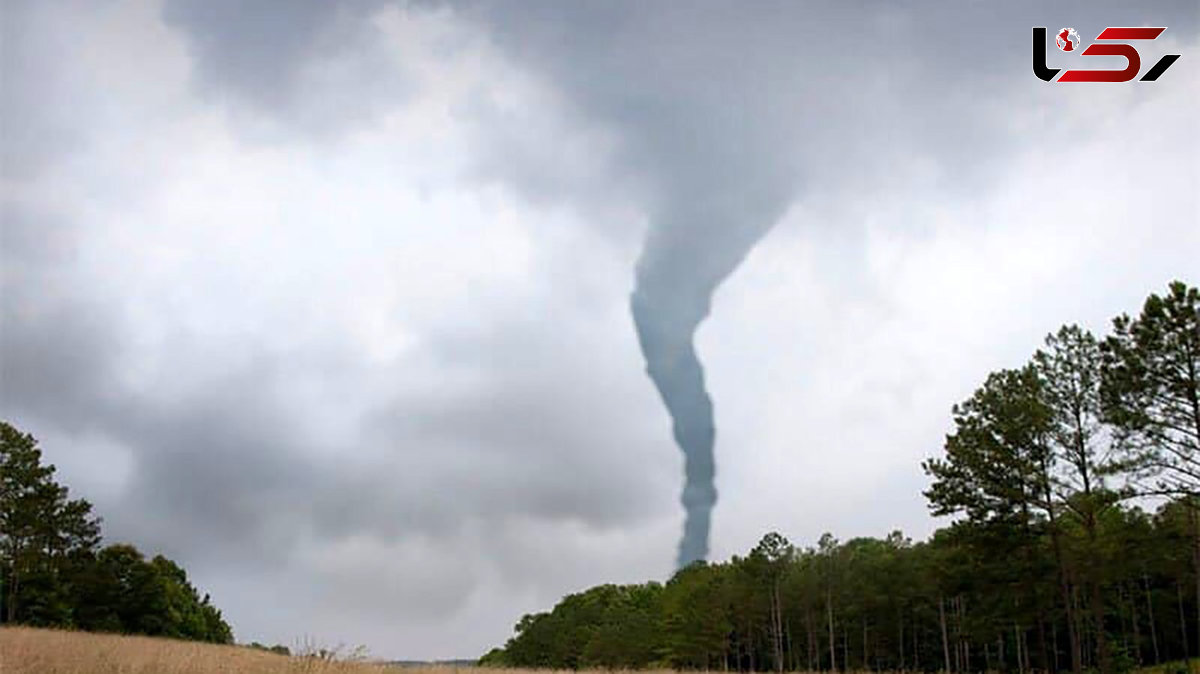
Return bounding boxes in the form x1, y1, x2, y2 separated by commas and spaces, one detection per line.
632, 185, 790, 568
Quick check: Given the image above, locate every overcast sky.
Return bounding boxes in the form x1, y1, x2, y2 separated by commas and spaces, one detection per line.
2, 0, 1198, 660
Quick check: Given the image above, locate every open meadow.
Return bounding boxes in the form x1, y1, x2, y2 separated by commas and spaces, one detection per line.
0, 626, 434, 674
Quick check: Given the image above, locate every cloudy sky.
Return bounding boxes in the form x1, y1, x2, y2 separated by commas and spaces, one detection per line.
2, 0, 1197, 660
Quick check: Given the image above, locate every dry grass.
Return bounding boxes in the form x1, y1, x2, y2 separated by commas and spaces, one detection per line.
0, 626, 430, 673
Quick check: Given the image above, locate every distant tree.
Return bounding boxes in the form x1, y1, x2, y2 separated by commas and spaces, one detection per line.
923, 366, 1085, 673
1035, 324, 1124, 674
582, 583, 663, 668
749, 533, 793, 672
248, 642, 292, 656
0, 420, 232, 643
0, 422, 101, 624
1036, 325, 1124, 505
1101, 281, 1200, 496
479, 647, 507, 666
662, 562, 732, 669
923, 367, 1052, 525
819, 533, 840, 673
77, 544, 233, 643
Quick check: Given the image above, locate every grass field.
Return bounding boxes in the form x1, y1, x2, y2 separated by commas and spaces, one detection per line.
0, 626, 422, 673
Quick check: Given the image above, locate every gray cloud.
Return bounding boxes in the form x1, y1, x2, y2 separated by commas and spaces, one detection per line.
161, 0, 411, 138
0, 203, 123, 432
0, 2, 90, 178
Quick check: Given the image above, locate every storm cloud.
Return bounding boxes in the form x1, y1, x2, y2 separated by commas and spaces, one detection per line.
2, 0, 1197, 659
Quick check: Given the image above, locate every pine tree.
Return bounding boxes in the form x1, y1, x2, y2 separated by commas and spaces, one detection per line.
0, 422, 100, 624
1101, 281, 1200, 495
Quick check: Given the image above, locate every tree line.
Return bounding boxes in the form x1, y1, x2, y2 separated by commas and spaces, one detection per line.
480, 280, 1200, 673
0, 421, 233, 642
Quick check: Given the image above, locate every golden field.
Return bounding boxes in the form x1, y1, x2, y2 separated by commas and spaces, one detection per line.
0, 626, 430, 673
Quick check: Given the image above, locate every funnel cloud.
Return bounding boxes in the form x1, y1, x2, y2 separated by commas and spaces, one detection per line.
632, 185, 792, 566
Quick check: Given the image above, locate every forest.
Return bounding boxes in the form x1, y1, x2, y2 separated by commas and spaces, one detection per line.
0, 421, 233, 643
480, 281, 1200, 674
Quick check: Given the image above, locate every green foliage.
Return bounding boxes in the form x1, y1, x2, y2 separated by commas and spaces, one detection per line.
248, 641, 293, 656
0, 421, 232, 643
494, 583, 666, 669
1101, 281, 1200, 495
923, 365, 1052, 524
1, 421, 101, 625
